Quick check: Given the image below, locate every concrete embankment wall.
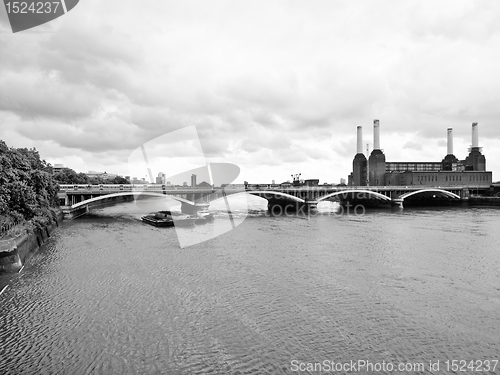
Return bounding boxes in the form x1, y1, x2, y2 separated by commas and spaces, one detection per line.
0, 210, 63, 273
468, 197, 500, 206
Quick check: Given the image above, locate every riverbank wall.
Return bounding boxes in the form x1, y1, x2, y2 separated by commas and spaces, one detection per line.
468, 196, 500, 207
0, 210, 63, 273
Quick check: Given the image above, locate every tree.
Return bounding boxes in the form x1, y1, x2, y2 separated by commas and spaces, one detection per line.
0, 140, 60, 229
110, 176, 130, 184
53, 168, 89, 184
88, 176, 105, 184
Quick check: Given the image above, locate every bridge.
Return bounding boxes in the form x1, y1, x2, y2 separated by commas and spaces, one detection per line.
57, 184, 481, 218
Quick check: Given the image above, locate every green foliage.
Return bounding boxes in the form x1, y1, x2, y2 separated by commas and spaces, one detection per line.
53, 168, 90, 184
52, 168, 130, 185
88, 176, 104, 184
54, 168, 130, 185
110, 176, 130, 184
0, 140, 60, 232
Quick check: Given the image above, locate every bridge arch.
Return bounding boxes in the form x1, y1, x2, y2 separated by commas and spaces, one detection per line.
71, 191, 195, 209
399, 189, 460, 200
317, 190, 392, 202
247, 191, 305, 203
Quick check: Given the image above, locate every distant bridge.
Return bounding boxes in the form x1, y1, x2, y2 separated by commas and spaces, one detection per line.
58, 184, 480, 218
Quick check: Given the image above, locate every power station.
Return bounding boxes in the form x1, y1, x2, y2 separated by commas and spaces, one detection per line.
349, 121, 492, 187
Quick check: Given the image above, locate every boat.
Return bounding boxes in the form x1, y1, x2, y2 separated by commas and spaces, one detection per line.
141, 211, 196, 227
141, 211, 174, 227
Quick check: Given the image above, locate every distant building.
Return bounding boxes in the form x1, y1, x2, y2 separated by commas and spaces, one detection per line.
86, 171, 119, 181
191, 174, 197, 187
156, 172, 166, 184
304, 179, 319, 186
197, 181, 212, 188
350, 121, 492, 187
130, 177, 147, 184
183, 182, 188, 187
52, 164, 65, 174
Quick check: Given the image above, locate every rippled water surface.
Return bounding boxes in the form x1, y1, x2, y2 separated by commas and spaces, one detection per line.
1, 197, 500, 374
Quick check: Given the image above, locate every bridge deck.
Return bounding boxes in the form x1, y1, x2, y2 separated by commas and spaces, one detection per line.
59, 184, 485, 194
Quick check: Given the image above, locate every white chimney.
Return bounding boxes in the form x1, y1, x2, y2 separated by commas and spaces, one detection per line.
373, 119, 380, 150
447, 128, 453, 155
357, 126, 363, 154
472, 122, 479, 148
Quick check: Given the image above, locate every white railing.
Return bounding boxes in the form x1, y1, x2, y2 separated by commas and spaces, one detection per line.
58, 184, 217, 191
59, 183, 489, 193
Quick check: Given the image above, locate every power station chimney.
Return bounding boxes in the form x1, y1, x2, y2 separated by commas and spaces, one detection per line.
447, 128, 453, 155
351, 126, 368, 186
472, 122, 479, 148
356, 126, 363, 154
465, 122, 485, 171
368, 119, 385, 186
442, 127, 458, 170
373, 119, 380, 150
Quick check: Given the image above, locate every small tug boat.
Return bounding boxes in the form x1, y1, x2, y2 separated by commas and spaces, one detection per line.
141, 211, 196, 227
142, 210, 215, 227
141, 211, 174, 227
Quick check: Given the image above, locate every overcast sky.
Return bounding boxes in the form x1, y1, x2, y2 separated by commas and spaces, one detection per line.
1, 0, 500, 184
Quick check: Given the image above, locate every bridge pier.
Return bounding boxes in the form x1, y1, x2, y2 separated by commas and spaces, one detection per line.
62, 205, 89, 219
303, 199, 318, 213
267, 199, 318, 215
392, 198, 404, 208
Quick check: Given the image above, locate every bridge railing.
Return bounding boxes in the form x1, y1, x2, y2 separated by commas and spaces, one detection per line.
244, 185, 486, 191
58, 184, 218, 192
59, 183, 489, 194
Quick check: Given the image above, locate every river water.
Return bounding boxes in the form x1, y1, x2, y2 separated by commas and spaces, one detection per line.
1, 196, 499, 374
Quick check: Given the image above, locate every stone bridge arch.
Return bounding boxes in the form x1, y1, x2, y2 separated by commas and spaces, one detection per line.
71, 191, 195, 209
247, 191, 306, 204
399, 189, 461, 200
317, 189, 392, 202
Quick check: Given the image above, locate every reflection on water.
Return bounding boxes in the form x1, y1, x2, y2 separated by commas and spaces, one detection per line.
1, 197, 500, 374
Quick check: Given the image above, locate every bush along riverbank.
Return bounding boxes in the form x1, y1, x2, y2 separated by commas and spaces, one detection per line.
1, 140, 62, 273
0, 209, 63, 273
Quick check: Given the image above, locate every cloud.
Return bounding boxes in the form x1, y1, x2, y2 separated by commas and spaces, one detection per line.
403, 140, 423, 151
0, 70, 101, 120
1, 0, 500, 182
